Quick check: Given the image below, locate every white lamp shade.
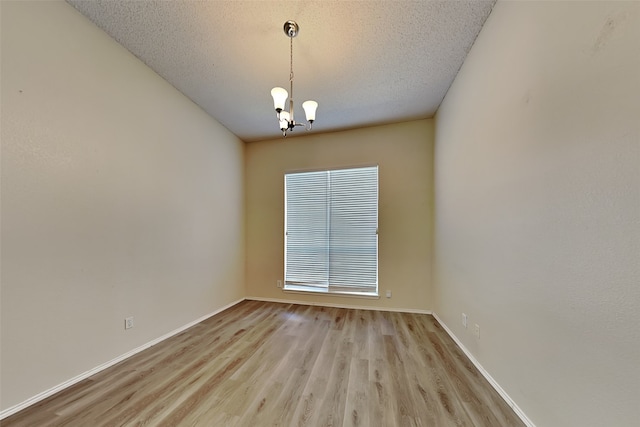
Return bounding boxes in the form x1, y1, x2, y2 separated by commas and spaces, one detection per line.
271, 87, 288, 111
302, 100, 318, 121
279, 111, 290, 130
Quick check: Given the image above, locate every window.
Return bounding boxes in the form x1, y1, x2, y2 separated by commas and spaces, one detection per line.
284, 166, 378, 296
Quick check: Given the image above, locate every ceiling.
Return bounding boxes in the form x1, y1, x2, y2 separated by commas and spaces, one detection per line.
67, 0, 496, 142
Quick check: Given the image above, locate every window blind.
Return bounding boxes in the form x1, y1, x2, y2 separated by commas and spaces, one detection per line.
284, 166, 378, 295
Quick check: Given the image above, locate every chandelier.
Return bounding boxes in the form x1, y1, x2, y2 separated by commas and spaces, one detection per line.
270, 20, 318, 137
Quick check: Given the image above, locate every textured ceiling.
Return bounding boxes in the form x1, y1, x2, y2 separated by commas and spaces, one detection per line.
67, 0, 496, 142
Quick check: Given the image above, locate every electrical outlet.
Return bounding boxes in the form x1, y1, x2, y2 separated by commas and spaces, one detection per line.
277, 280, 283, 288
462, 313, 468, 328
386, 290, 392, 298
474, 323, 480, 339
125, 317, 134, 330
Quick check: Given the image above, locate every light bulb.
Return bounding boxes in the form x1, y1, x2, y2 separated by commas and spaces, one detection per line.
271, 87, 288, 112
302, 100, 318, 122
279, 111, 290, 130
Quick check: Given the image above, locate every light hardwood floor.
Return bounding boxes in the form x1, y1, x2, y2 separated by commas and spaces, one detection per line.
2, 300, 526, 426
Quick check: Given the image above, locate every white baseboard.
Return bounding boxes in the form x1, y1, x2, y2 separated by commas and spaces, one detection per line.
431, 312, 536, 427
246, 296, 432, 314
0, 298, 245, 420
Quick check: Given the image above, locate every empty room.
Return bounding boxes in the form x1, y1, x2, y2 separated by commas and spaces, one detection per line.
1, 1, 638, 426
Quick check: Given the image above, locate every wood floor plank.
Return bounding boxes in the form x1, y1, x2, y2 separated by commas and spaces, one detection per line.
369, 358, 400, 427
292, 327, 345, 427
343, 358, 369, 427
2, 301, 526, 427
351, 310, 370, 361
314, 337, 353, 427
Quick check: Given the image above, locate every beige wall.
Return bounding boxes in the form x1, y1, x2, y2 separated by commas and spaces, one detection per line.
1, 1, 244, 411
434, 1, 640, 426
245, 120, 433, 311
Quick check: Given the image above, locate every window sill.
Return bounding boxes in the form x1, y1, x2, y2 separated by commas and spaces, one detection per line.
283, 285, 379, 299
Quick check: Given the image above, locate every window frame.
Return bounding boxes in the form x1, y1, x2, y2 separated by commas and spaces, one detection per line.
283, 165, 379, 298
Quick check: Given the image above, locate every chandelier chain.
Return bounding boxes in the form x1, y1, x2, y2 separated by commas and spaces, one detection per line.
289, 34, 294, 82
